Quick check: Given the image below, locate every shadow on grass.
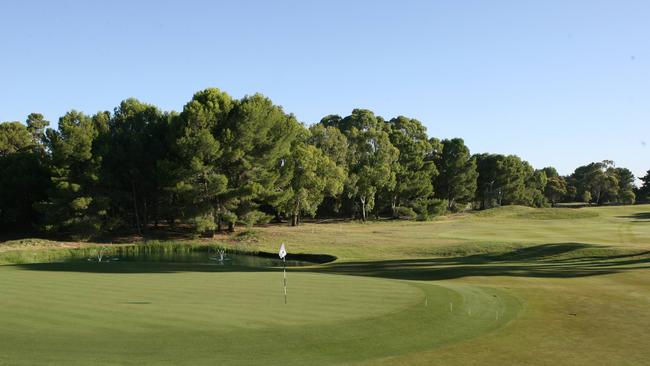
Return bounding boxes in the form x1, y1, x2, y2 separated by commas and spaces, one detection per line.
616, 212, 650, 221
13, 243, 650, 281
315, 243, 650, 280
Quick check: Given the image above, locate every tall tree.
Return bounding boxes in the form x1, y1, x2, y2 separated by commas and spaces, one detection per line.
384, 116, 437, 217
279, 139, 345, 226
434, 138, 477, 210
171, 88, 233, 234
26, 113, 50, 146
38, 111, 106, 237
524, 168, 548, 207
0, 122, 34, 155
322, 109, 398, 221
570, 161, 619, 204
219, 93, 301, 229
545, 176, 567, 206
542, 166, 559, 178
0, 121, 50, 230
101, 99, 169, 233
613, 167, 635, 204
637, 170, 650, 203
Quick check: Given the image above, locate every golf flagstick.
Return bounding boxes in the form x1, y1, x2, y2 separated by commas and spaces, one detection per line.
279, 243, 287, 304
283, 257, 287, 304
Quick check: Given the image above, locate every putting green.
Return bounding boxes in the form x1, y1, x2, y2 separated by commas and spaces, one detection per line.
0, 262, 520, 365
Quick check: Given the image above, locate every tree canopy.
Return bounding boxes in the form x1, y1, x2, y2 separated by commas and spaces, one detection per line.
0, 87, 642, 237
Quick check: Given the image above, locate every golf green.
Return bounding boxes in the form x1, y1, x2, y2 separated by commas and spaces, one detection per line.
0, 262, 519, 365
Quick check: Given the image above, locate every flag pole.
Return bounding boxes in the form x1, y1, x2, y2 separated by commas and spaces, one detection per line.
279, 242, 287, 304
283, 256, 287, 304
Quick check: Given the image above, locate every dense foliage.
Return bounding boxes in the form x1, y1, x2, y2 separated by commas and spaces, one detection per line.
0, 88, 642, 237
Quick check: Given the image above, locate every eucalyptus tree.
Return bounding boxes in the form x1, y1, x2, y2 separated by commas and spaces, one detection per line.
384, 116, 436, 217
434, 138, 477, 210
279, 138, 345, 226
545, 176, 568, 206
308, 124, 349, 216
613, 167, 635, 204
308, 124, 348, 168
524, 168, 548, 207
322, 109, 398, 221
571, 161, 619, 204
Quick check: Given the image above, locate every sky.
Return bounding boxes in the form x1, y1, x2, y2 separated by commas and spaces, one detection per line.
1, 0, 648, 182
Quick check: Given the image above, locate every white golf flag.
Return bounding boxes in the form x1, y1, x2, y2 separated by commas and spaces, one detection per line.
278, 243, 287, 259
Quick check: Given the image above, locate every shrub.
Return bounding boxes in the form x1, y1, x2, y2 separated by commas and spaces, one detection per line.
620, 190, 635, 205
394, 206, 417, 220
238, 210, 273, 229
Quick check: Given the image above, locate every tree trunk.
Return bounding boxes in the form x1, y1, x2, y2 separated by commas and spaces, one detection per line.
143, 199, 148, 232
360, 197, 367, 222
131, 180, 142, 236
291, 201, 300, 226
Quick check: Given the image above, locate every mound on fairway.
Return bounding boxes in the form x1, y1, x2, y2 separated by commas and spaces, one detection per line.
0, 262, 519, 365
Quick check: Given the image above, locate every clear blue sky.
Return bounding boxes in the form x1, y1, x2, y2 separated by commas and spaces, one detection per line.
1, 1, 648, 182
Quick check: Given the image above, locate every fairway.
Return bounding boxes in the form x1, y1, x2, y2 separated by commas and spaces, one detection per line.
0, 263, 518, 366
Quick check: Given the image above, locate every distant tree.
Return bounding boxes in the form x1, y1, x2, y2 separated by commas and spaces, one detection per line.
542, 166, 559, 178
323, 109, 398, 221
524, 168, 548, 207
26, 113, 50, 146
384, 116, 437, 217
0, 122, 34, 155
474, 154, 541, 208
171, 88, 233, 235
612, 167, 635, 204
474, 153, 501, 209
37, 111, 106, 237
434, 138, 477, 210
619, 190, 635, 205
545, 176, 567, 206
279, 140, 345, 226
308, 124, 348, 168
308, 124, 349, 215
637, 170, 650, 203
219, 93, 301, 229
571, 161, 619, 205
582, 190, 592, 204
101, 98, 170, 233
0, 121, 50, 230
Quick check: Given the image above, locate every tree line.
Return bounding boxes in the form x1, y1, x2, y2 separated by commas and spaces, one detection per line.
0, 88, 647, 238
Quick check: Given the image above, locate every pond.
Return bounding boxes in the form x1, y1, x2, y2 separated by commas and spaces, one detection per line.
66, 246, 321, 268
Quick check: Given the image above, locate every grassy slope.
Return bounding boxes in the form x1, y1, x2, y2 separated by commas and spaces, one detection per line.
1, 204, 649, 365
227, 204, 650, 261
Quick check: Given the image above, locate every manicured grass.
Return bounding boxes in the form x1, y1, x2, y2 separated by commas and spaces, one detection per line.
1, 204, 649, 365
0, 263, 518, 365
